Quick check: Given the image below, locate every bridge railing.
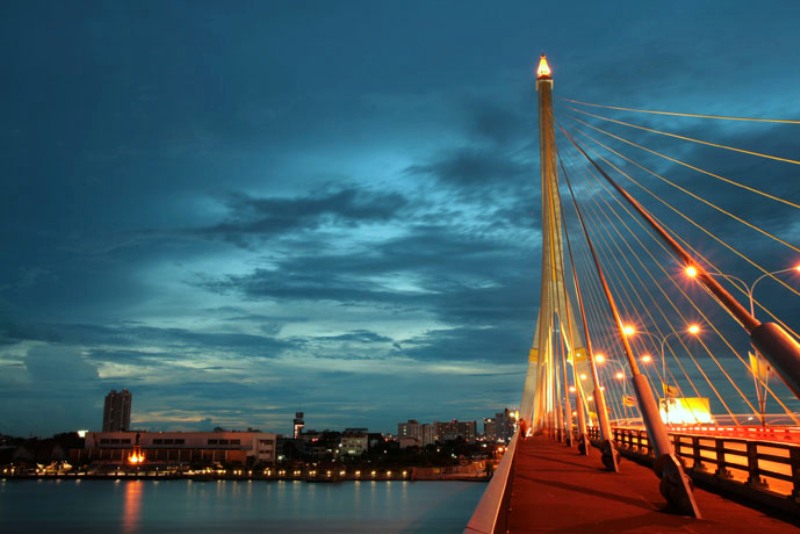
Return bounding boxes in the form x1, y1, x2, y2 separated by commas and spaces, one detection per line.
588, 426, 800, 515
464, 430, 520, 534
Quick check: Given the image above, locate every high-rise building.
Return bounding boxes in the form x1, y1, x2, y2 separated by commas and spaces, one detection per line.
483, 417, 497, 441
398, 419, 421, 440
434, 419, 477, 443
293, 412, 305, 439
102, 389, 132, 432
491, 409, 517, 443
397, 420, 437, 448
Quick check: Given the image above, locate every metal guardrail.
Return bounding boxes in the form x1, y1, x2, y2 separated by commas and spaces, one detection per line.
464, 431, 519, 534
589, 426, 800, 515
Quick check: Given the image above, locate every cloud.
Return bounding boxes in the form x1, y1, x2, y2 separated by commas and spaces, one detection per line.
195, 186, 409, 247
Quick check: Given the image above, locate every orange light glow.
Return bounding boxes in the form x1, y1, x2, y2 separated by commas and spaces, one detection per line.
622, 325, 636, 336
641, 354, 653, 363
580, 373, 588, 380
128, 449, 145, 464
536, 55, 552, 79
123, 481, 143, 533
795, 264, 800, 272
594, 353, 606, 363
569, 386, 576, 393
685, 265, 698, 278
615, 372, 625, 380
687, 324, 701, 335
659, 397, 713, 425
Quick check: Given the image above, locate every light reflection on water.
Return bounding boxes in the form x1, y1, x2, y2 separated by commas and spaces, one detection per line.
0, 479, 484, 533
123, 481, 143, 534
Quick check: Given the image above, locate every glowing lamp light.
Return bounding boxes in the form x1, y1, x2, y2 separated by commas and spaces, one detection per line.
569, 386, 576, 393
580, 373, 588, 380
685, 265, 699, 278
687, 324, 701, 335
536, 55, 552, 79
641, 354, 653, 363
128, 450, 145, 464
622, 325, 636, 336
615, 372, 625, 380
594, 353, 606, 363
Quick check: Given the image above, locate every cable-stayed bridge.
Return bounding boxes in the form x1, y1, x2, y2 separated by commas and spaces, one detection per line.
466, 56, 800, 532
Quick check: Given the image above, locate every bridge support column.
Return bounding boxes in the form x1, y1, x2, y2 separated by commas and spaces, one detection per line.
632, 374, 701, 518
750, 322, 800, 400
575, 382, 589, 455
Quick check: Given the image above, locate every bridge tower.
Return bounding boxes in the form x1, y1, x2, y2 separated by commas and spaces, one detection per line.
521, 55, 701, 518
520, 56, 616, 467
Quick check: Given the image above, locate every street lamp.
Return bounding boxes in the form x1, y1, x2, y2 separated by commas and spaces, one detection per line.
685, 263, 800, 317
596, 354, 632, 420
639, 353, 666, 396
623, 323, 702, 424
686, 263, 800, 425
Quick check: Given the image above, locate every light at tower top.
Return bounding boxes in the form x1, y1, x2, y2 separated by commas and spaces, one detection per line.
536, 54, 552, 80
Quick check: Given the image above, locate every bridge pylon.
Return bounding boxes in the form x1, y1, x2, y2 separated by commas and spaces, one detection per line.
520, 54, 616, 469
520, 55, 700, 518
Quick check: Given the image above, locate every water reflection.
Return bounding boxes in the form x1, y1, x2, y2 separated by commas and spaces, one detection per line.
123, 481, 143, 534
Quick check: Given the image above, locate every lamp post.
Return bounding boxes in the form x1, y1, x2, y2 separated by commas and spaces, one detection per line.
686, 264, 800, 425
639, 353, 664, 387
596, 354, 632, 421
686, 264, 800, 319
623, 324, 702, 425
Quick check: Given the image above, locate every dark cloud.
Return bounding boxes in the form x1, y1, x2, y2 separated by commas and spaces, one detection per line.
408, 147, 529, 187
317, 330, 395, 343
200, 222, 538, 328
401, 326, 532, 364
197, 186, 409, 247
467, 100, 533, 145
1, 321, 294, 358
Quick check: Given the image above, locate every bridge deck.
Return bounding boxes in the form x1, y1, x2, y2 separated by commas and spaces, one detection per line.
504, 435, 797, 532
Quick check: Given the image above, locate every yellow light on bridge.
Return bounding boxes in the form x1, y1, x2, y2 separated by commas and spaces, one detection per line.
685, 265, 699, 278
615, 372, 624, 380
641, 354, 653, 363
622, 325, 636, 336
660, 397, 712, 425
536, 54, 552, 79
687, 324, 701, 335
594, 353, 606, 363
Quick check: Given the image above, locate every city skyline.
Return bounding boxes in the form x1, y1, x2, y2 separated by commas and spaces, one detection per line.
2, 2, 799, 437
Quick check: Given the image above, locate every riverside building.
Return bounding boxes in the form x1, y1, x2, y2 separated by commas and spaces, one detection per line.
74, 430, 277, 466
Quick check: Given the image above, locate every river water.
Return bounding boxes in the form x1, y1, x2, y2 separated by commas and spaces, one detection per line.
0, 478, 485, 533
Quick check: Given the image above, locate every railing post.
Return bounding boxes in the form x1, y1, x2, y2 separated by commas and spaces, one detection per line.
746, 441, 768, 489
790, 446, 800, 501
691, 437, 706, 472
714, 439, 733, 479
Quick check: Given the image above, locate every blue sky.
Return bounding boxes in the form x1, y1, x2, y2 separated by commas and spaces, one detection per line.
2, 1, 799, 437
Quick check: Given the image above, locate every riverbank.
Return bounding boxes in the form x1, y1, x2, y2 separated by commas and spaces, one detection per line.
2, 466, 489, 483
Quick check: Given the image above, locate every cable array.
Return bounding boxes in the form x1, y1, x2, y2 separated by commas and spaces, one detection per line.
552, 99, 800, 426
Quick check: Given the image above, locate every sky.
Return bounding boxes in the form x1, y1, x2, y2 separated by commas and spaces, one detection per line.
1, 1, 799, 437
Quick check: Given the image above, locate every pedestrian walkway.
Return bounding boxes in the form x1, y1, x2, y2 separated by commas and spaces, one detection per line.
504, 435, 798, 532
